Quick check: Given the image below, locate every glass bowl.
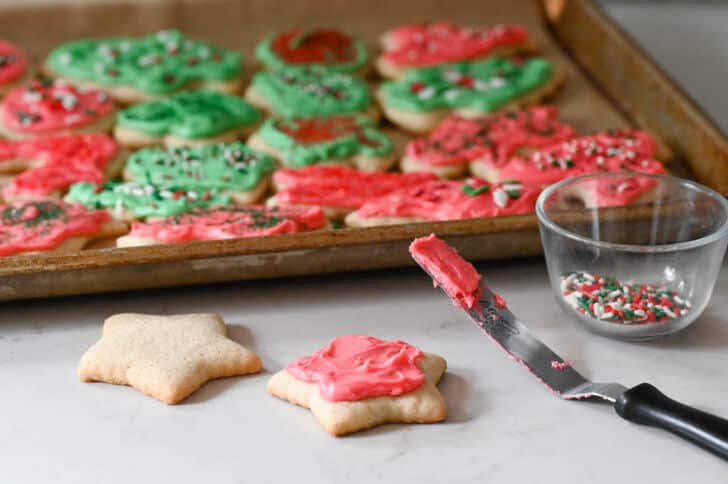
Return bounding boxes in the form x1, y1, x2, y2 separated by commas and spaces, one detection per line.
536, 173, 728, 341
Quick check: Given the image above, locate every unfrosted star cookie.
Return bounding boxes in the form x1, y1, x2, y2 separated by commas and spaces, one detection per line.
0, 40, 28, 96
123, 142, 275, 204
377, 57, 565, 133
244, 66, 375, 119
268, 335, 447, 436
116, 205, 328, 247
475, 129, 668, 186
0, 200, 127, 256
78, 313, 262, 404
345, 177, 539, 227
377, 22, 536, 79
45, 30, 243, 104
65, 181, 231, 221
0, 134, 124, 202
256, 28, 369, 75
114, 90, 261, 149
402, 106, 577, 179
247, 116, 396, 171
0, 79, 115, 139
269, 165, 437, 220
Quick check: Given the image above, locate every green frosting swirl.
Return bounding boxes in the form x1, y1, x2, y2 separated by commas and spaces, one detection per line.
259, 117, 393, 168
379, 57, 554, 113
46, 30, 241, 95
117, 90, 260, 139
65, 180, 231, 219
251, 67, 371, 118
124, 142, 275, 192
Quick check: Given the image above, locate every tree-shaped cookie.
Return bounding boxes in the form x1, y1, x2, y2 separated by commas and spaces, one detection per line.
245, 66, 373, 119
117, 205, 327, 247
123, 142, 275, 204
376, 22, 535, 79
402, 106, 577, 179
256, 28, 369, 75
0, 134, 124, 201
0, 200, 127, 256
378, 57, 564, 133
115, 90, 261, 149
45, 30, 243, 104
248, 116, 395, 171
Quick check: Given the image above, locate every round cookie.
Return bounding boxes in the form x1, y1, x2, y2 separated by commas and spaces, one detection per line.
377, 57, 565, 133
377, 22, 536, 79
0, 134, 125, 202
123, 142, 275, 204
0, 40, 29, 96
402, 106, 577, 179
247, 116, 395, 172
245, 66, 375, 119
256, 28, 369, 75
345, 177, 540, 227
114, 90, 261, 149
117, 205, 328, 247
0, 200, 127, 256
44, 30, 243, 105
0, 79, 116, 139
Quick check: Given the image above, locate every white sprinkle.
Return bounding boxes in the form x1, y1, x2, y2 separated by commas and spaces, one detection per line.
417, 86, 436, 100
489, 77, 506, 89
492, 188, 508, 208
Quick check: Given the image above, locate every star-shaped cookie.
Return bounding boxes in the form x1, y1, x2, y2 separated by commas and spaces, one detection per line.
268, 335, 447, 436
78, 313, 262, 404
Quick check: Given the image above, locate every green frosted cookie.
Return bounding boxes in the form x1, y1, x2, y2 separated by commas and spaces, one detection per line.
65, 180, 231, 219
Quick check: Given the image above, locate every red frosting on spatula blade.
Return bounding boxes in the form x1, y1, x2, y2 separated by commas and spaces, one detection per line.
409, 234, 481, 309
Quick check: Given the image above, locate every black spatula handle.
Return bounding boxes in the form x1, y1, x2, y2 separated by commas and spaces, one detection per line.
615, 383, 728, 460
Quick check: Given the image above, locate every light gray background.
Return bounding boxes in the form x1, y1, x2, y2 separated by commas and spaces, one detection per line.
1, 2, 727, 483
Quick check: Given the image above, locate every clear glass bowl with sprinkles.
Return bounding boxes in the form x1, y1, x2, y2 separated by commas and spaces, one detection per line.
536, 173, 728, 341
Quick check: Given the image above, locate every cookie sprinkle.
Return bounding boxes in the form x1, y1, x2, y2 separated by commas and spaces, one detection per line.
560, 271, 691, 324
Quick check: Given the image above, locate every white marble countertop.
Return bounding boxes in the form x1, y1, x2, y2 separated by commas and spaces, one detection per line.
1, 2, 728, 483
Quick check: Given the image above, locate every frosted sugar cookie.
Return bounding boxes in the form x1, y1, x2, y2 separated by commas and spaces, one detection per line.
377, 22, 535, 79
45, 30, 243, 104
402, 106, 576, 179
377, 57, 565, 133
0, 40, 28, 96
0, 200, 127, 256
248, 116, 395, 171
268, 335, 447, 436
0, 79, 115, 139
256, 28, 369, 75
117, 205, 327, 247
0, 134, 124, 202
123, 143, 275, 204
114, 90, 261, 149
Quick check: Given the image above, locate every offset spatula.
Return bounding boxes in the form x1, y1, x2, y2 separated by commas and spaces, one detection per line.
410, 235, 728, 460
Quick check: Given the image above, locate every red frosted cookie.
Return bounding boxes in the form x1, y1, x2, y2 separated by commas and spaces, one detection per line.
403, 106, 577, 179
376, 23, 535, 79
0, 134, 124, 202
476, 130, 668, 187
0, 40, 28, 96
345, 177, 540, 227
0, 79, 115, 139
116, 205, 327, 247
0, 200, 127, 256
269, 165, 438, 220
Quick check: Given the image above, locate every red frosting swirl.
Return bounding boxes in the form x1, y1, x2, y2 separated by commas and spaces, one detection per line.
0, 200, 109, 256
287, 335, 425, 402
273, 166, 438, 209
406, 106, 577, 166
383, 23, 528, 68
271, 30, 357, 64
127, 205, 327, 243
0, 40, 27, 86
355, 178, 539, 221
491, 130, 665, 187
0, 134, 118, 199
1, 79, 114, 134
